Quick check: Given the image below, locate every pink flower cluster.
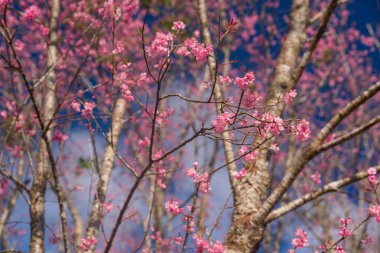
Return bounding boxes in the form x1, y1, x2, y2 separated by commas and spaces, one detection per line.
79, 236, 97, 251
0, 180, 10, 196
310, 172, 321, 184
82, 102, 96, 119
156, 108, 174, 126
338, 217, 352, 237
284, 89, 297, 105
367, 167, 378, 187
368, 205, 380, 222
184, 163, 211, 194
234, 72, 255, 90
120, 84, 134, 102
239, 146, 258, 163
260, 113, 285, 136
291, 228, 309, 249
0, 0, 11, 8
218, 75, 232, 86
147, 32, 174, 56
334, 246, 346, 253
234, 168, 247, 180
24, 5, 41, 22
172, 21, 186, 31
193, 234, 224, 253
138, 137, 150, 148
102, 203, 113, 212
296, 119, 311, 141
176, 38, 213, 63
243, 91, 262, 108
165, 200, 184, 216
71, 101, 96, 119
212, 112, 234, 133
52, 130, 69, 144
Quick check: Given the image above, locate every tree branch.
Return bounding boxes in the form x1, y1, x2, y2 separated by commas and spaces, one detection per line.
255, 81, 380, 222
265, 165, 380, 223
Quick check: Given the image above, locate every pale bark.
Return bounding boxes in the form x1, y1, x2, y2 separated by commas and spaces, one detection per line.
197, 0, 238, 187
67, 197, 84, 251
265, 165, 380, 223
0, 151, 24, 250
224, 0, 310, 252
29, 0, 60, 252
83, 98, 126, 252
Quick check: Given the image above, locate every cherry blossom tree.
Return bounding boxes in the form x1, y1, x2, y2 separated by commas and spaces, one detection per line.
0, 0, 379, 253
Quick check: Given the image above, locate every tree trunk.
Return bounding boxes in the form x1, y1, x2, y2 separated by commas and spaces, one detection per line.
83, 98, 126, 252
224, 0, 310, 251
29, 0, 60, 251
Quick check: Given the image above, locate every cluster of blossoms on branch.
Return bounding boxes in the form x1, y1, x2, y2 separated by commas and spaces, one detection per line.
288, 228, 309, 252
338, 217, 352, 237
184, 162, 211, 194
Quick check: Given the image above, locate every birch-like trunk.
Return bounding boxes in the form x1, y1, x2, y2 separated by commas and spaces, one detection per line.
83, 98, 126, 252
29, 0, 60, 252
222, 0, 310, 252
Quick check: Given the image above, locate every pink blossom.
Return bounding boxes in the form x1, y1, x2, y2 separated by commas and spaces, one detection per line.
244, 72, 255, 82
176, 46, 191, 56
284, 89, 297, 104
291, 228, 309, 249
0, 0, 11, 8
120, 84, 134, 102
361, 236, 374, 245
193, 234, 210, 252
194, 172, 211, 194
24, 5, 41, 22
367, 167, 378, 187
112, 41, 124, 54
177, 38, 213, 62
334, 246, 346, 253
147, 32, 174, 56
165, 200, 184, 216
14, 40, 24, 51
172, 21, 186, 31
0, 111, 6, 119
238, 146, 249, 156
79, 237, 97, 251
103, 203, 113, 212
218, 75, 232, 86
190, 42, 212, 63
234, 168, 247, 180
138, 137, 150, 148
269, 144, 279, 152
368, 205, 380, 222
184, 168, 197, 178
234, 77, 248, 90
0, 180, 10, 195
39, 25, 50, 37
98, 0, 115, 19
209, 240, 224, 253
243, 91, 262, 108
338, 217, 352, 237
52, 130, 69, 144
71, 101, 81, 112
296, 119, 311, 141
81, 102, 96, 119
261, 113, 285, 136
212, 112, 233, 133
245, 150, 258, 163
311, 172, 321, 184
174, 236, 183, 245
